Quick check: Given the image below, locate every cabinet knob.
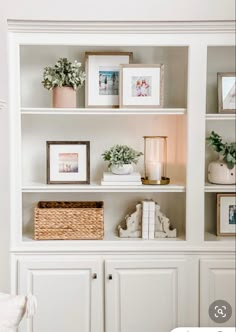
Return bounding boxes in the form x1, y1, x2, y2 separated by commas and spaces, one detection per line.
92, 273, 97, 279
108, 274, 113, 280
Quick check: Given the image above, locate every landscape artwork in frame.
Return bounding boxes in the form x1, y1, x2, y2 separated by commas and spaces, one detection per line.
120, 64, 164, 108
217, 193, 236, 236
85, 52, 133, 108
47, 141, 90, 184
218, 72, 236, 113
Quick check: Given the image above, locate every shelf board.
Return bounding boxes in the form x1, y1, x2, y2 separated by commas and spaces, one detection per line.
205, 232, 236, 243
16, 233, 188, 252
21, 107, 187, 115
206, 113, 236, 121
22, 182, 185, 193
205, 183, 236, 192
10, 233, 235, 253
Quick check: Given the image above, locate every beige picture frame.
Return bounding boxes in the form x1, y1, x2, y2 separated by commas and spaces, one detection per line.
217, 72, 236, 113
85, 51, 133, 108
119, 64, 164, 108
217, 193, 236, 236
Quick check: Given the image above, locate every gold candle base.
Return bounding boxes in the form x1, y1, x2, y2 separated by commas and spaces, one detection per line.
141, 177, 170, 185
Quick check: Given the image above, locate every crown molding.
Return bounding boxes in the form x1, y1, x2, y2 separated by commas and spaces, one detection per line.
7, 20, 236, 34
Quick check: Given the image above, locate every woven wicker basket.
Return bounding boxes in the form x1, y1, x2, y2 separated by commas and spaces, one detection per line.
34, 201, 104, 240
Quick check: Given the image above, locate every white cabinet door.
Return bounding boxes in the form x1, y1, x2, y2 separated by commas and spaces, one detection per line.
105, 257, 198, 332
16, 255, 103, 332
200, 258, 236, 327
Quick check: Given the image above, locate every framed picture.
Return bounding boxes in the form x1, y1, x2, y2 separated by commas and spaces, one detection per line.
218, 72, 236, 113
119, 64, 164, 108
47, 141, 90, 184
217, 193, 236, 236
85, 52, 133, 108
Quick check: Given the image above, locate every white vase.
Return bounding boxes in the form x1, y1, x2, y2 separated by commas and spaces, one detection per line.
110, 164, 134, 175
208, 159, 236, 184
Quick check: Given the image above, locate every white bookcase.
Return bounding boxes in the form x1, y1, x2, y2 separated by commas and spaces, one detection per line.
8, 21, 235, 332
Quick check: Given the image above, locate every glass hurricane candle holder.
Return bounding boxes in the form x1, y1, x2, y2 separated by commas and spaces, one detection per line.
142, 136, 170, 185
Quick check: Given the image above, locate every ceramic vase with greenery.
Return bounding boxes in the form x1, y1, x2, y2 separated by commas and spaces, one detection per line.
102, 145, 143, 174
206, 131, 236, 184
42, 57, 86, 108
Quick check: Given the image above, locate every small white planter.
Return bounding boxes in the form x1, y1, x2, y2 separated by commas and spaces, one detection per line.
110, 164, 134, 175
208, 159, 236, 184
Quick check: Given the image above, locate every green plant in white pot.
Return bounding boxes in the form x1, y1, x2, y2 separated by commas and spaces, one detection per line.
206, 131, 236, 184
42, 58, 85, 108
102, 145, 143, 175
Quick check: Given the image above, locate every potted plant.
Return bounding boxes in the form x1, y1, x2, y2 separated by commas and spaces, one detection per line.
42, 58, 85, 108
206, 131, 236, 184
102, 144, 143, 174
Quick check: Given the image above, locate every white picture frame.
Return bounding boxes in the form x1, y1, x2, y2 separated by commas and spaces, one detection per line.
218, 72, 236, 113
85, 52, 133, 108
119, 64, 164, 108
217, 193, 236, 236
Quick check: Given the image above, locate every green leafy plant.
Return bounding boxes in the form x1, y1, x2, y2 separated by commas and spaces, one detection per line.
102, 145, 143, 168
42, 58, 85, 90
206, 131, 236, 169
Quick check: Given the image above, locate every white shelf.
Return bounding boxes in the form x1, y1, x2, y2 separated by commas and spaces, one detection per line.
10, 233, 235, 253
12, 233, 188, 252
205, 232, 236, 243
206, 113, 236, 121
22, 182, 185, 193
21, 107, 187, 115
205, 183, 236, 192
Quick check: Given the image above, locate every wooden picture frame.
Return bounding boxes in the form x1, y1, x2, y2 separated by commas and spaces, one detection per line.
119, 64, 164, 108
217, 193, 236, 236
47, 141, 90, 184
218, 72, 236, 113
85, 51, 133, 108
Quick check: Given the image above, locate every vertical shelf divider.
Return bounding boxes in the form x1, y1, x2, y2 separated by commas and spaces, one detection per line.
186, 43, 208, 244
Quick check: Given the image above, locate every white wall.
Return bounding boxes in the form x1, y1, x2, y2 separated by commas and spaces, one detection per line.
0, 0, 235, 292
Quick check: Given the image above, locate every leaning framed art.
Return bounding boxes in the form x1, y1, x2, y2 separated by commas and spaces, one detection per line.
119, 64, 164, 108
85, 51, 133, 108
218, 72, 236, 113
47, 141, 90, 184
217, 193, 236, 236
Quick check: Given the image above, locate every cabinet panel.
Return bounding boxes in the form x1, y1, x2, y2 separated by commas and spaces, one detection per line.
16, 256, 103, 332
200, 258, 236, 327
105, 258, 198, 332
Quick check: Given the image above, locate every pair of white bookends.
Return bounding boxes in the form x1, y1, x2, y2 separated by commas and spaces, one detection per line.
118, 200, 177, 239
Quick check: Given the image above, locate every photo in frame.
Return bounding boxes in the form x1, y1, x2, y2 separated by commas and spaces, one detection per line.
218, 72, 236, 113
47, 141, 90, 184
85, 52, 133, 108
217, 193, 236, 236
119, 64, 164, 108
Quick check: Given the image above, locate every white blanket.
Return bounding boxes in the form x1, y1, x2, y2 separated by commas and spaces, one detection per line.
0, 293, 37, 332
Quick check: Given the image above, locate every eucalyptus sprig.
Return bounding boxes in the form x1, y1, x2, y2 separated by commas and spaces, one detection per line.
206, 131, 236, 169
102, 145, 143, 168
42, 58, 85, 90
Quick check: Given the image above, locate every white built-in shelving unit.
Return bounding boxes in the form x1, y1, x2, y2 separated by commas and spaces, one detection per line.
8, 21, 236, 332
8, 21, 236, 252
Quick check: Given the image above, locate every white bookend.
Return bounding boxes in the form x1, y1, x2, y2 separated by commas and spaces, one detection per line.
101, 181, 142, 186
148, 201, 155, 240
142, 201, 150, 240
103, 172, 141, 182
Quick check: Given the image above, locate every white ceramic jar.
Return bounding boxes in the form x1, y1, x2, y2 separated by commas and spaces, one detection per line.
208, 159, 236, 184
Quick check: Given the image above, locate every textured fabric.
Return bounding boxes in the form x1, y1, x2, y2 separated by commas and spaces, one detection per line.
0, 293, 27, 332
